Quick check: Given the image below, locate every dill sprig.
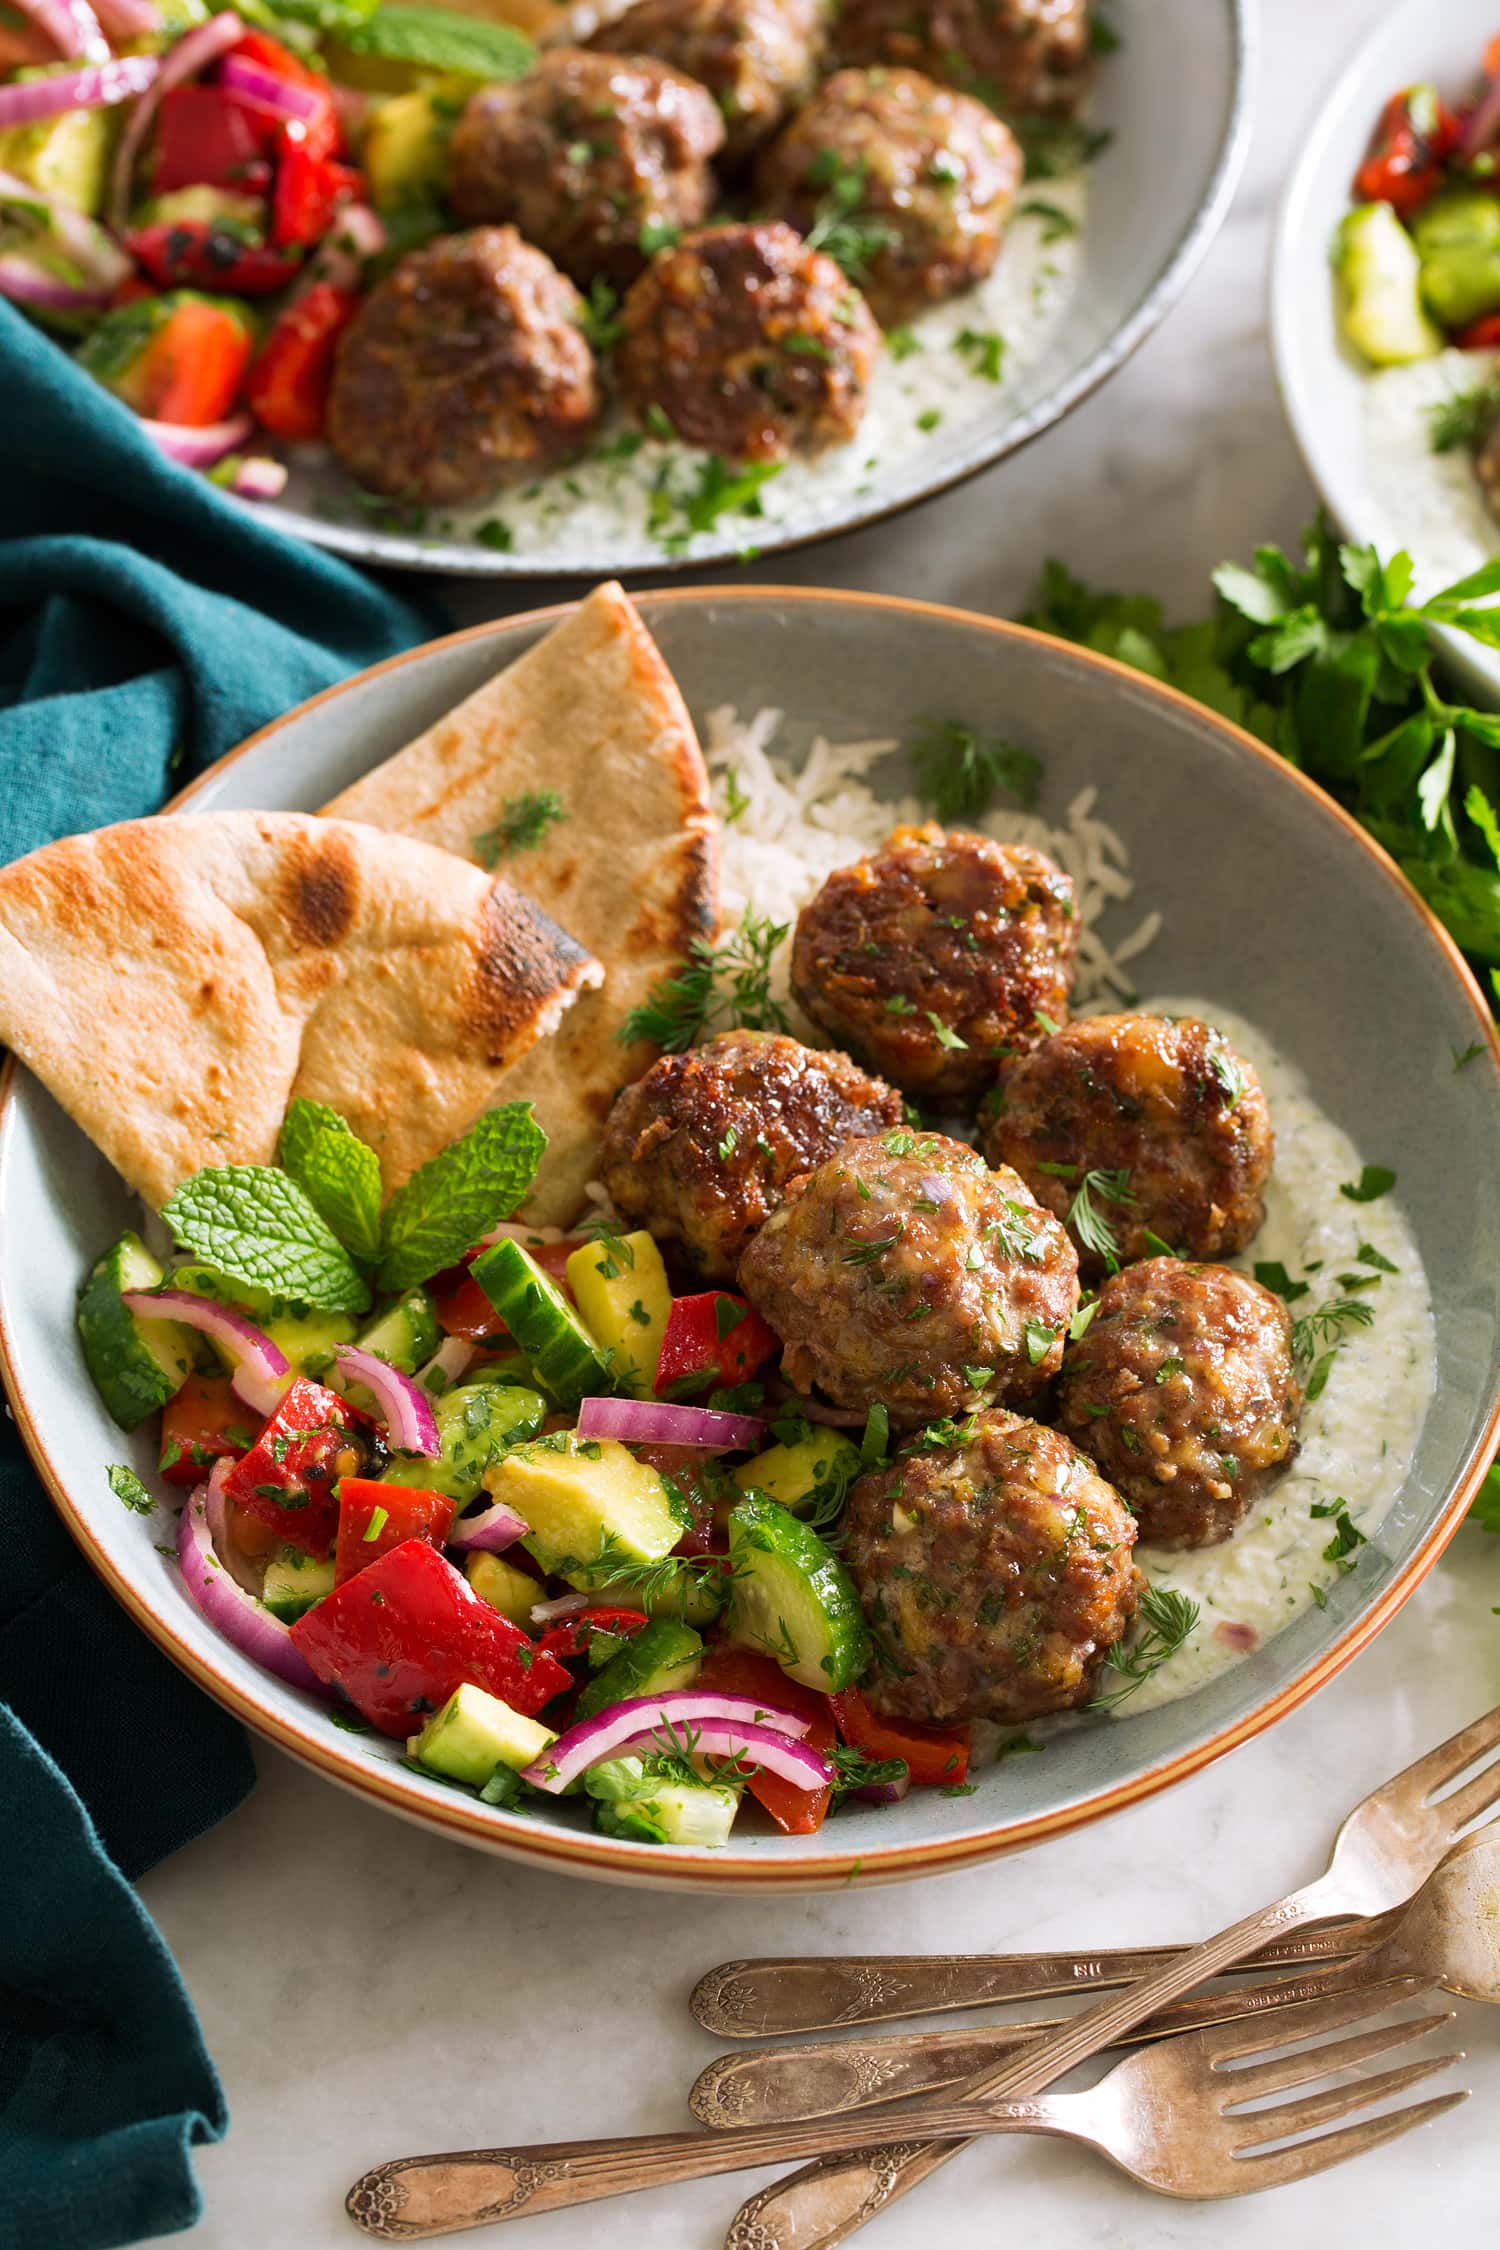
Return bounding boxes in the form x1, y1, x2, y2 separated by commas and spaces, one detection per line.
1429, 379, 1500, 457
802, 149, 900, 284
619, 907, 791, 1051
1041, 1164, 1136, 1268
1092, 1584, 1200, 1709
473, 790, 565, 867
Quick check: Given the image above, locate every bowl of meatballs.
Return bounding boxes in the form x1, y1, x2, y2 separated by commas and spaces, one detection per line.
254, 0, 1253, 573
9, 581, 1499, 1890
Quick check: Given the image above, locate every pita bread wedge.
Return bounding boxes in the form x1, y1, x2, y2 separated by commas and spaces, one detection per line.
324, 582, 718, 1223
0, 811, 601, 1209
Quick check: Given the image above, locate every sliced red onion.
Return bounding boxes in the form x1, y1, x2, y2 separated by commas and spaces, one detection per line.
529, 1589, 591, 1626
1463, 76, 1500, 163
218, 52, 325, 125
227, 454, 288, 501
122, 1288, 289, 1416
0, 169, 131, 287
177, 1477, 327, 1696
0, 255, 109, 312
10, 0, 109, 63
521, 1691, 820, 1794
333, 1345, 440, 1457
577, 1395, 766, 1453
0, 50, 155, 129
448, 1497, 529, 1555
417, 1336, 475, 1398
855, 1769, 912, 1805
107, 10, 239, 229
301, 199, 384, 293
93, 0, 161, 36
141, 411, 253, 468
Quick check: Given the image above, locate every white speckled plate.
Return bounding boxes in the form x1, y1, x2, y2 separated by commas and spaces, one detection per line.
4, 587, 1498, 1892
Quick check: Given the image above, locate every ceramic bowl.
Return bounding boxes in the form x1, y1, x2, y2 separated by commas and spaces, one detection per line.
3, 587, 1498, 1893
1271, 0, 1500, 707
250, 0, 1252, 576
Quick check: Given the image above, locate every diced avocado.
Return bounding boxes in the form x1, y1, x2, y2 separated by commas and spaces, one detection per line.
1336, 202, 1443, 366
410, 1682, 556, 1788
492, 1433, 683, 1576
576, 1619, 703, 1721
565, 1231, 672, 1398
351, 1287, 440, 1375
464, 1549, 539, 1629
390, 1381, 547, 1504
471, 1237, 615, 1407
732, 1431, 862, 1517
1413, 189, 1500, 330
593, 1772, 740, 1847
133, 186, 265, 237
261, 1546, 336, 1624
362, 85, 461, 211
0, 89, 115, 215
727, 1494, 872, 1693
77, 1233, 196, 1432
262, 1305, 358, 1386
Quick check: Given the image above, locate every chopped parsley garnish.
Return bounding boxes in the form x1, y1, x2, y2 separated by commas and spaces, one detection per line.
1454, 1040, 1486, 1071
1033, 1010, 1061, 1036
884, 993, 918, 1016
925, 1010, 968, 1050
1312, 1499, 1367, 1570
722, 768, 751, 825
916, 408, 943, 432
803, 148, 900, 284
1023, 1320, 1057, 1365
1339, 1166, 1396, 1204
361, 1504, 389, 1542
474, 517, 513, 553
108, 1463, 154, 1515
1019, 197, 1079, 243
648, 453, 784, 555
1092, 1585, 1200, 1709
860, 1402, 890, 1468
1356, 1242, 1398, 1274
954, 326, 1006, 381
1254, 1260, 1309, 1303
577, 276, 624, 353
718, 1127, 739, 1164
1069, 1300, 1098, 1342
638, 217, 681, 256
911, 717, 1042, 820
887, 326, 922, 360
473, 790, 565, 866
619, 906, 790, 1050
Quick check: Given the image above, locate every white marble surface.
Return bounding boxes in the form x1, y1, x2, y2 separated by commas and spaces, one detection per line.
140, 3, 1500, 2243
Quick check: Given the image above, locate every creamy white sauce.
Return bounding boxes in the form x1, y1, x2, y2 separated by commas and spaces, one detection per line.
1361, 349, 1500, 598
1104, 994, 1436, 1717
291, 179, 1086, 562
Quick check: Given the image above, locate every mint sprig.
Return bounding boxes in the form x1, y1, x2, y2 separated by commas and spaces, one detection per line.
278, 1099, 383, 1265
163, 1167, 371, 1315
377, 1104, 547, 1295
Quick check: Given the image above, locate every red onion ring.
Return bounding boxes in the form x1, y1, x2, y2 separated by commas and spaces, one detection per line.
177, 1477, 327, 1697
333, 1345, 440, 1457
521, 1690, 820, 1794
0, 255, 109, 312
93, 0, 160, 37
107, 10, 240, 230
218, 52, 326, 126
9, 0, 109, 64
141, 411, 254, 468
121, 1287, 288, 1416
0, 51, 155, 129
225, 455, 288, 501
0, 167, 131, 286
577, 1394, 767, 1453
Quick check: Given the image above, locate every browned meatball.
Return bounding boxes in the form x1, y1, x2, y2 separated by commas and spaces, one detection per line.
1057, 1260, 1302, 1548
827, 0, 1093, 117
587, 0, 826, 165
738, 1130, 1079, 1424
325, 229, 601, 506
791, 825, 1078, 1103
448, 49, 724, 289
616, 220, 879, 458
756, 68, 1022, 326
597, 1029, 903, 1283
984, 1015, 1273, 1272
842, 1408, 1140, 1723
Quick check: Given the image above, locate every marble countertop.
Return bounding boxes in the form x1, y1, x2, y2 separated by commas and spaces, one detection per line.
140, 2, 1500, 2242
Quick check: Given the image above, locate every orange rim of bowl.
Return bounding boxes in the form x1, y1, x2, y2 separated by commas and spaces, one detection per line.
3, 584, 1498, 1891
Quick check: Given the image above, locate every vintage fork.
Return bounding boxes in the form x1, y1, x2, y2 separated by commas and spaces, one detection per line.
724, 1702, 1500, 2250
342, 1980, 1464, 2233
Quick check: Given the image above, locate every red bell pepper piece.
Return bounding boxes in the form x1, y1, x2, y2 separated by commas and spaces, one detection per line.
220, 1376, 377, 1559
535, 1606, 650, 1664
128, 221, 300, 298
153, 84, 274, 193
290, 1538, 571, 1736
158, 1374, 261, 1489
655, 1293, 780, 1397
271, 141, 343, 250
129, 295, 255, 424
829, 1687, 970, 1790
1458, 311, 1500, 350
697, 1646, 835, 1833
244, 279, 358, 441
431, 1237, 586, 1342
334, 1478, 455, 1586
1354, 86, 1461, 219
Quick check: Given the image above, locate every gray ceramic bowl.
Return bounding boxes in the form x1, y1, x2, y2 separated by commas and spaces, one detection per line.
250, 0, 1252, 577
2, 587, 1497, 1894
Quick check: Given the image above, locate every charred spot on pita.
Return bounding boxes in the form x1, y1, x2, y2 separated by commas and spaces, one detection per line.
285, 832, 358, 949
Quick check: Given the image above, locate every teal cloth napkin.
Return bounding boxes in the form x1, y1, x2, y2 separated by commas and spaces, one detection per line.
0, 298, 443, 2247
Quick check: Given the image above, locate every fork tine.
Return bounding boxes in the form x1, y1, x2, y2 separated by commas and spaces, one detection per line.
1225, 2050, 1465, 2151
1224, 2091, 1469, 2194
1217, 2009, 1456, 2109
1428, 1767, 1500, 1836
1413, 1705, 1500, 1798
1203, 1977, 1429, 2066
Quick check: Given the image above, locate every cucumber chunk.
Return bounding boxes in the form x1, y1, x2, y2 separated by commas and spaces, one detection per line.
77, 1232, 195, 1431
261, 1547, 336, 1623
471, 1237, 614, 1407
351, 1287, 440, 1376
564, 1230, 672, 1397
262, 1304, 357, 1385
726, 1494, 872, 1693
593, 1773, 740, 1847
1337, 202, 1443, 366
390, 1381, 547, 1504
580, 1557, 728, 1628
410, 1682, 556, 1788
576, 1619, 703, 1721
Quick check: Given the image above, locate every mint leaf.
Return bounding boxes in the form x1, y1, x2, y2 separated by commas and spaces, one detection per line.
1471, 1461, 1500, 1534
108, 1463, 154, 1515
278, 1100, 383, 1264
1339, 1165, 1396, 1204
339, 2, 533, 77
163, 1166, 371, 1314
377, 1104, 546, 1295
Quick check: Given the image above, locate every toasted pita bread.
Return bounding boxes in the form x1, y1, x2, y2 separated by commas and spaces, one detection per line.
0, 811, 601, 1209
324, 582, 718, 1223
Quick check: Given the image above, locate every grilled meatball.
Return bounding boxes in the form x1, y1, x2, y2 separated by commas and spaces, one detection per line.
791, 825, 1078, 1103
587, 0, 826, 165
756, 68, 1022, 327
842, 1408, 1140, 1723
827, 0, 1093, 117
984, 1015, 1273, 1272
616, 219, 879, 457
738, 1130, 1078, 1424
597, 1029, 904, 1283
325, 229, 601, 506
1057, 1259, 1302, 1548
448, 49, 724, 289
